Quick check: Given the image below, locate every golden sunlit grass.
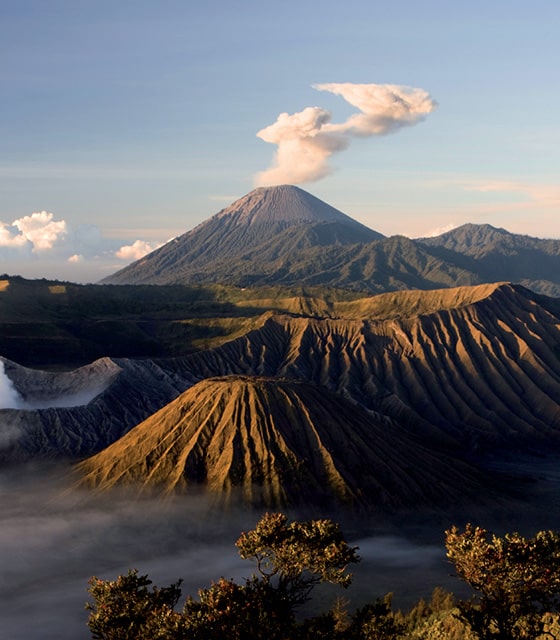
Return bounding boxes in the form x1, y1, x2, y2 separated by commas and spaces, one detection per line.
48, 285, 67, 294
173, 315, 269, 350
333, 283, 504, 320
0, 280, 10, 292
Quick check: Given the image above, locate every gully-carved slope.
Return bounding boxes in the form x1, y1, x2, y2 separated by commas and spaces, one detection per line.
76, 376, 488, 510
172, 283, 560, 450
3, 283, 560, 466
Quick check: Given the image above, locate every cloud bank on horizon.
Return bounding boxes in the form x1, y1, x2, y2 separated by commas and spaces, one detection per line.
254, 82, 437, 186
0, 211, 162, 276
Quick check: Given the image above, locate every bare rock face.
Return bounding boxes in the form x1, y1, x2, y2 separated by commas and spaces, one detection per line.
211, 185, 374, 228
4, 282, 560, 469
76, 376, 488, 510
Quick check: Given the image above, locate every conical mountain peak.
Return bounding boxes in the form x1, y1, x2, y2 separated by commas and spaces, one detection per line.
214, 185, 371, 228
102, 185, 383, 285
76, 375, 487, 510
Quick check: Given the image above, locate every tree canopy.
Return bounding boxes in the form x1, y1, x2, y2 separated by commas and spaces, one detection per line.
85, 516, 560, 640
445, 523, 560, 639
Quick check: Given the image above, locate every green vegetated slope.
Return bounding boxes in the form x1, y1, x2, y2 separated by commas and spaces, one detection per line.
101, 185, 560, 296
0, 276, 363, 368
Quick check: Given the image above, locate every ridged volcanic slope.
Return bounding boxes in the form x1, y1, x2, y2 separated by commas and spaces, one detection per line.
103, 185, 383, 285
76, 376, 488, 510
4, 283, 560, 464
172, 283, 560, 450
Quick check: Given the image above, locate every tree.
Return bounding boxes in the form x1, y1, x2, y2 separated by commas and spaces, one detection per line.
445, 523, 560, 640
86, 569, 184, 640
346, 593, 405, 640
86, 512, 359, 639
236, 511, 360, 607
182, 576, 294, 640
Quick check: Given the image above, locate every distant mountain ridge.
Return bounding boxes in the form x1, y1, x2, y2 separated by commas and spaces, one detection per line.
419, 222, 560, 256
418, 224, 560, 295
102, 185, 560, 296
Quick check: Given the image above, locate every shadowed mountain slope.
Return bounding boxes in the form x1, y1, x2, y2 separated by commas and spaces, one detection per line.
418, 223, 560, 296
103, 185, 383, 286
101, 186, 560, 295
76, 376, 489, 510
3, 283, 560, 466
420, 223, 560, 258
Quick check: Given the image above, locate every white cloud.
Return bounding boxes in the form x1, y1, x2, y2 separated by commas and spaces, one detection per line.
0, 224, 29, 249
115, 239, 161, 261
0, 210, 168, 282
255, 82, 437, 187
12, 211, 67, 251
418, 223, 457, 238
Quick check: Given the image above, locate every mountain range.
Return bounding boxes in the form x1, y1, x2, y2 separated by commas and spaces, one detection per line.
3, 280, 560, 510
103, 185, 560, 297
2, 184, 560, 512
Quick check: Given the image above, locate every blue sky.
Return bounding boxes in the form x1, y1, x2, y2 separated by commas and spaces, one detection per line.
1, 0, 559, 282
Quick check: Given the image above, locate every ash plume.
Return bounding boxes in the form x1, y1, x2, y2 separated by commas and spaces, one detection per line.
255, 82, 437, 186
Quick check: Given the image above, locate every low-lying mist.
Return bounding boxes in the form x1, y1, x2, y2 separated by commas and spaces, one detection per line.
0, 464, 468, 640
5, 455, 560, 640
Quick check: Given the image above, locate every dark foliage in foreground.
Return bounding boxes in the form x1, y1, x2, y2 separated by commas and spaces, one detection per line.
446, 524, 560, 639
86, 514, 560, 639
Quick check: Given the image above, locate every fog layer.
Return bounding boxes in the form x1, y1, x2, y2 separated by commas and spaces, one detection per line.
0, 465, 464, 640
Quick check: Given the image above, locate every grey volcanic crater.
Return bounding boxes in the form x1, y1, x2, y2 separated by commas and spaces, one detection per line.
0, 357, 193, 462
75, 375, 491, 510
1, 357, 120, 409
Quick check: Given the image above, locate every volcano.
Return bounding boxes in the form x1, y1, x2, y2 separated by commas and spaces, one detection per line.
102, 185, 383, 286
75, 375, 490, 510
101, 185, 560, 295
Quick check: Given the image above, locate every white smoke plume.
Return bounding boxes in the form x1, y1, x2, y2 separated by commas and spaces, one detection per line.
0, 359, 24, 450
0, 360, 23, 409
255, 82, 437, 187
